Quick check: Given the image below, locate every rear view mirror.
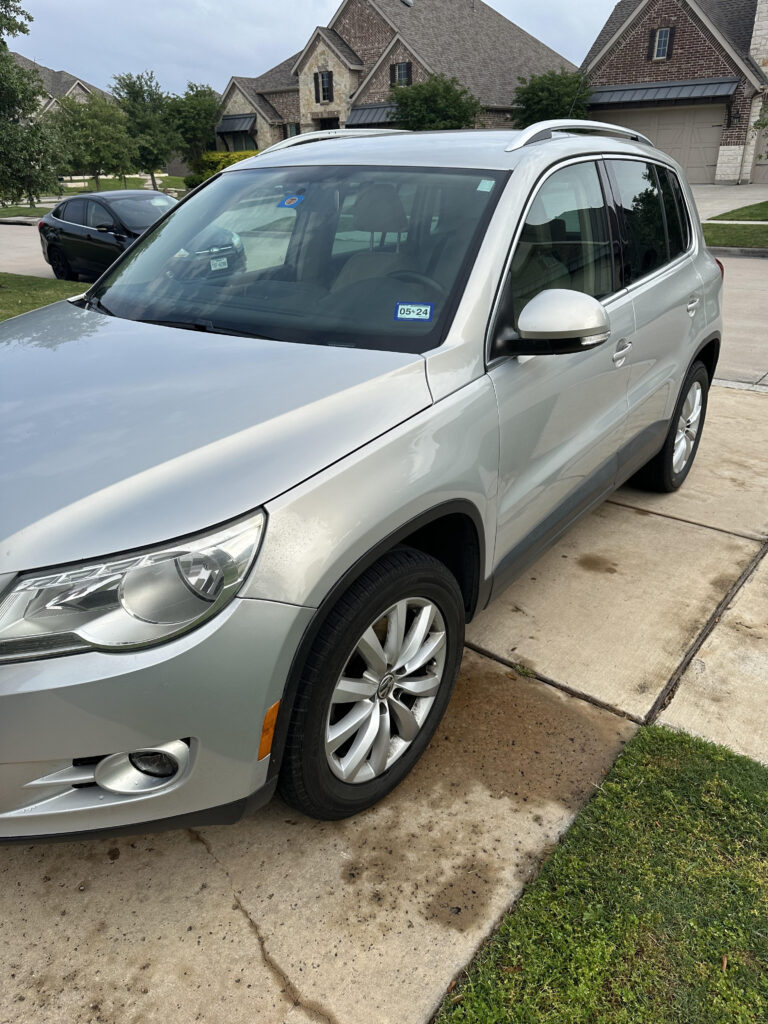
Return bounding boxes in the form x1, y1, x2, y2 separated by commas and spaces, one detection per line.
495, 289, 611, 357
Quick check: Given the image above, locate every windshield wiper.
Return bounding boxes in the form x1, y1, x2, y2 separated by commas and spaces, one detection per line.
85, 295, 115, 316
135, 318, 267, 339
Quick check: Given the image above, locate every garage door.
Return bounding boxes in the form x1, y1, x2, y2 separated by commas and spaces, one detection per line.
591, 105, 724, 184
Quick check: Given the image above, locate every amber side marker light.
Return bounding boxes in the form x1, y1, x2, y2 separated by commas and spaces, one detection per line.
258, 700, 281, 760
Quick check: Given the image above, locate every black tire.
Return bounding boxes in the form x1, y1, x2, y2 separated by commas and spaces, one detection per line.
49, 247, 76, 281
632, 360, 709, 493
278, 547, 465, 819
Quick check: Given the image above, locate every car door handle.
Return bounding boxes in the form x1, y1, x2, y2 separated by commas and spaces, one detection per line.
687, 296, 700, 317
612, 339, 632, 366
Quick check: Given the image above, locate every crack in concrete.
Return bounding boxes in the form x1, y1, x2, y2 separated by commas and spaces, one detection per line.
606, 498, 764, 542
464, 642, 643, 724
188, 829, 342, 1024
645, 538, 768, 724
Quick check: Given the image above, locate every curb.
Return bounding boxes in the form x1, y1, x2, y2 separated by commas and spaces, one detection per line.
707, 245, 768, 258
0, 217, 39, 226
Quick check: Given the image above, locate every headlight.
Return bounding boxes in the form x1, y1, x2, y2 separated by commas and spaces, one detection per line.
0, 511, 265, 662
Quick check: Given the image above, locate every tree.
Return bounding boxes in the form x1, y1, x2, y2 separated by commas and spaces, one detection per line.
168, 82, 222, 171
389, 73, 482, 131
48, 94, 137, 190
511, 69, 591, 128
112, 71, 179, 188
0, 0, 30, 38
0, 1, 61, 204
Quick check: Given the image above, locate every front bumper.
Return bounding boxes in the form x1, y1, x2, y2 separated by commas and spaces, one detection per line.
0, 597, 313, 840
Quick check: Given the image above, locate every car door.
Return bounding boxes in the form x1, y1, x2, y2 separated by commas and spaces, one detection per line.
85, 200, 125, 275
604, 159, 708, 479
56, 197, 90, 272
488, 158, 634, 590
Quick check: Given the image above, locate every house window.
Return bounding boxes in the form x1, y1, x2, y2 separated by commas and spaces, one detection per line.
313, 71, 334, 104
391, 62, 412, 86
653, 27, 671, 59
285, 123, 300, 138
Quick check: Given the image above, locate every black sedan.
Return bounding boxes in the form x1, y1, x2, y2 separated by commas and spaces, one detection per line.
39, 190, 177, 280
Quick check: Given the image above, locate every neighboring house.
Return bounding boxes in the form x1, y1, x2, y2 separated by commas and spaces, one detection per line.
582, 0, 768, 183
216, 0, 574, 152
11, 52, 110, 113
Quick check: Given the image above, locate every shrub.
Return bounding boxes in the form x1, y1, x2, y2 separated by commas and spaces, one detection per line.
184, 150, 256, 190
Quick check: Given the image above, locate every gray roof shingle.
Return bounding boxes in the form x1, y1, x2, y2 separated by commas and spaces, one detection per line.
233, 53, 301, 98
316, 27, 364, 68
366, 0, 574, 106
582, 0, 765, 81
11, 52, 109, 102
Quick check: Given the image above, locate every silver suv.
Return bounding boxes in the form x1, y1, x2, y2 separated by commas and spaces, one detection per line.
0, 121, 722, 840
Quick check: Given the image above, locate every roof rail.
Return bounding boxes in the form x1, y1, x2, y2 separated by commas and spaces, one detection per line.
260, 128, 409, 155
505, 119, 653, 152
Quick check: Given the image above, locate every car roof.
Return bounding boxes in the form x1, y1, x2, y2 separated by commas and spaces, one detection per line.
61, 190, 169, 201
230, 123, 664, 174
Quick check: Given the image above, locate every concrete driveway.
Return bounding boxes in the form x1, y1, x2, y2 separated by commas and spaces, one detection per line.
691, 182, 768, 220
0, 223, 54, 278
1, 229, 767, 1024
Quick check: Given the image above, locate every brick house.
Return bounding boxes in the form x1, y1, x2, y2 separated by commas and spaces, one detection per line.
582, 0, 768, 183
10, 52, 109, 113
216, 0, 573, 152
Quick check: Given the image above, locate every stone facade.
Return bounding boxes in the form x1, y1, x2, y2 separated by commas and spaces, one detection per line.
586, 0, 768, 183
222, 86, 256, 117
296, 39, 361, 131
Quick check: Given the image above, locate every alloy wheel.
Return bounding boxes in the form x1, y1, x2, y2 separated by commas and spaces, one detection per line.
324, 597, 447, 784
672, 380, 703, 474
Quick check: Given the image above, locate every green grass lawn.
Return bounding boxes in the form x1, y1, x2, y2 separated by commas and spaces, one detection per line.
703, 222, 768, 248
0, 205, 52, 217
711, 200, 768, 222
0, 272, 81, 321
64, 176, 149, 193
438, 727, 768, 1024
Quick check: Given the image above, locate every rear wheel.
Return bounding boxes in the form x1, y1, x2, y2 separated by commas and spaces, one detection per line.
49, 247, 76, 281
278, 547, 465, 819
633, 360, 709, 492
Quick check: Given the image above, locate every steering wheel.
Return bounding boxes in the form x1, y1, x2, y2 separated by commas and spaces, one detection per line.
387, 270, 447, 295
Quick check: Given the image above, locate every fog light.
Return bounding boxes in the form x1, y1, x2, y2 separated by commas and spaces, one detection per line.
94, 739, 190, 795
129, 751, 177, 778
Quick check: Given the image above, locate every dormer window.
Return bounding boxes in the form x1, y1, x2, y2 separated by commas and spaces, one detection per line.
649, 26, 675, 60
389, 61, 413, 86
313, 70, 334, 103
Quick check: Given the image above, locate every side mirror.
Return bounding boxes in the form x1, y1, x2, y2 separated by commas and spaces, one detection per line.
494, 289, 611, 358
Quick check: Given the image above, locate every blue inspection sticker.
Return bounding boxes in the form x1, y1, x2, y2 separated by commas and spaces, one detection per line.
278, 195, 305, 208
394, 301, 434, 322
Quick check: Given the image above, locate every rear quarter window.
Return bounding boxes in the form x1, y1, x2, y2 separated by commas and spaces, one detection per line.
608, 160, 666, 283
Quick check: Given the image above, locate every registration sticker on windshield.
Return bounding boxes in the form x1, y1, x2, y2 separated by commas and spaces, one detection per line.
278, 195, 305, 208
394, 302, 434, 322
210, 257, 228, 271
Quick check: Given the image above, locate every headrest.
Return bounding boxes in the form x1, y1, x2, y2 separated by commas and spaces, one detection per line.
351, 184, 409, 233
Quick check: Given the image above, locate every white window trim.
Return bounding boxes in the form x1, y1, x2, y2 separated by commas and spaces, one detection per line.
653, 27, 671, 60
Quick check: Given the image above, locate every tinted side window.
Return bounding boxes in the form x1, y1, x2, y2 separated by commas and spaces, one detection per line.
608, 160, 666, 282
64, 198, 87, 226
664, 168, 691, 252
498, 161, 613, 332
87, 201, 117, 230
53, 203, 67, 220
658, 168, 686, 259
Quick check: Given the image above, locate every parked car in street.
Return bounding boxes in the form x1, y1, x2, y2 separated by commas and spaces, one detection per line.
38, 190, 177, 280
1, 122, 722, 841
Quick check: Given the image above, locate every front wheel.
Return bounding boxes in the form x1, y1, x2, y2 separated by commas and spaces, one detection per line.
49, 246, 76, 281
633, 360, 709, 492
278, 547, 465, 819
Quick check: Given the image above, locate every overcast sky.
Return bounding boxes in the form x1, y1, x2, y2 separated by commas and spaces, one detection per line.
17, 0, 616, 95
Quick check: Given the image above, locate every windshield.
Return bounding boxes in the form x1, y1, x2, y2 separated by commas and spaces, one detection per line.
110, 194, 177, 232
91, 165, 506, 352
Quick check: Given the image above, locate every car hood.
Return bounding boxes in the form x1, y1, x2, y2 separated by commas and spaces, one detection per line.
0, 302, 432, 574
